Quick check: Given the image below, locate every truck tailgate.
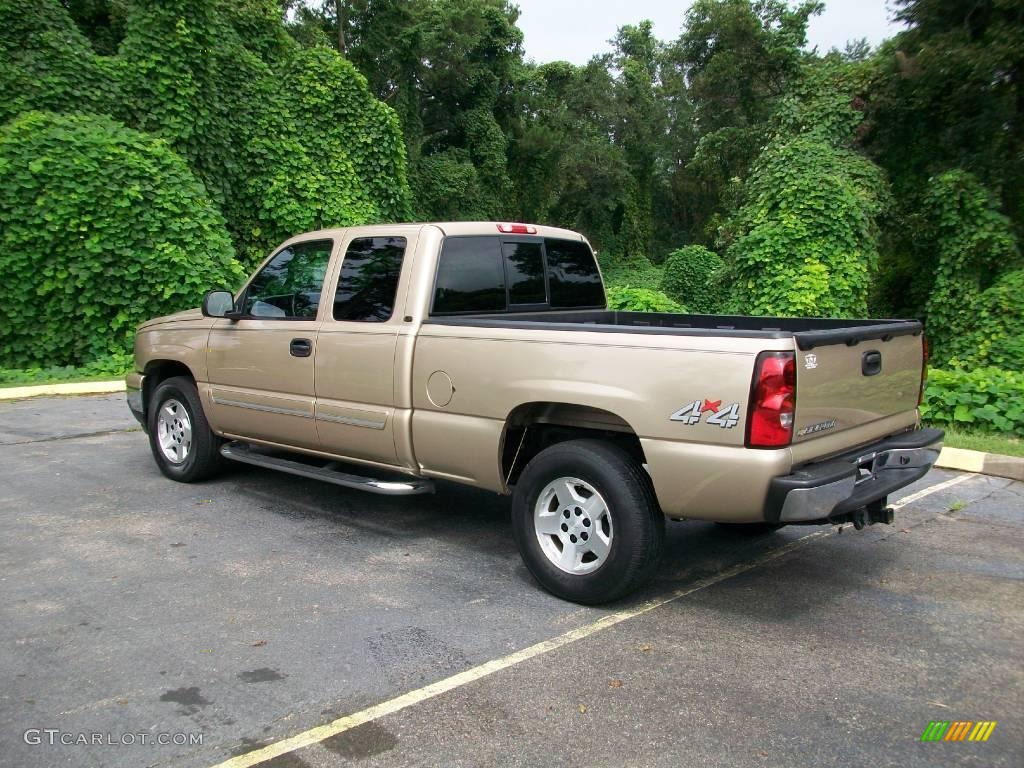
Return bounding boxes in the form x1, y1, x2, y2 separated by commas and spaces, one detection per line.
792, 328, 923, 443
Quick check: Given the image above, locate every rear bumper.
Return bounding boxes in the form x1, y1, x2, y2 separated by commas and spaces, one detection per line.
126, 372, 146, 429
765, 428, 944, 524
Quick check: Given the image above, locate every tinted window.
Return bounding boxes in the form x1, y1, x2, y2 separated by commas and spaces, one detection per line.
433, 237, 506, 314
503, 241, 546, 305
243, 240, 333, 319
333, 237, 406, 322
545, 238, 604, 308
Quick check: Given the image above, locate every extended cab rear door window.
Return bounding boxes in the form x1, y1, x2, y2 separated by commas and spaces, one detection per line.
333, 236, 406, 322
241, 239, 333, 319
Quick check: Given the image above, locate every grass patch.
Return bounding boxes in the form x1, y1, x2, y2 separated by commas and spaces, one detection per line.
939, 426, 1024, 458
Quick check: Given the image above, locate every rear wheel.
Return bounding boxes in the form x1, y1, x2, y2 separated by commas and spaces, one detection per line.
512, 439, 665, 604
147, 376, 223, 482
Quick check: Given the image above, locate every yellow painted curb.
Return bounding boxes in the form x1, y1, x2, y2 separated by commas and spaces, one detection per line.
935, 447, 985, 473
936, 446, 1024, 482
0, 380, 125, 400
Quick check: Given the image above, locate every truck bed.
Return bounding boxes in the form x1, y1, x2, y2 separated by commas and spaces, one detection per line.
425, 310, 923, 349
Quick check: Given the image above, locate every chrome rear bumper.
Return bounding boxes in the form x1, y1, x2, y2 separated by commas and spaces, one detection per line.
765, 428, 944, 524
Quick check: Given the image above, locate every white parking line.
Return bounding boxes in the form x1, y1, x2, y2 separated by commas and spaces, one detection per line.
209, 472, 974, 768
889, 473, 973, 510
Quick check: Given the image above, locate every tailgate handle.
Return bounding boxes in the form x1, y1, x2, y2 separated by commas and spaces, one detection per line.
862, 350, 882, 376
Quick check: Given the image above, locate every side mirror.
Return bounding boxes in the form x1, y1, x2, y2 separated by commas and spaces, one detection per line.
202, 290, 237, 319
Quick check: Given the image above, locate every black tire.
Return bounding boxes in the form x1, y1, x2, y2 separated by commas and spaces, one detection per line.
715, 522, 785, 535
147, 376, 223, 483
511, 439, 665, 605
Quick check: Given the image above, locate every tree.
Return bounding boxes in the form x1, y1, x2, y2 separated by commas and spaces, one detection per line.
865, 0, 1024, 228
289, 0, 523, 221
666, 0, 822, 235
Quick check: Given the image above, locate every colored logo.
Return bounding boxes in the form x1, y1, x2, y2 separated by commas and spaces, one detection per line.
920, 721, 996, 742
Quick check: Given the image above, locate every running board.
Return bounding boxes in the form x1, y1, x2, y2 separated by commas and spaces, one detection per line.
219, 442, 434, 496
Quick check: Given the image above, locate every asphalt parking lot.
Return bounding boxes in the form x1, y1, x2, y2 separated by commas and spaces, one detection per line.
1, 394, 1021, 768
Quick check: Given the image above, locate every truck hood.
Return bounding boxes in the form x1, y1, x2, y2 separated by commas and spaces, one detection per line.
137, 307, 204, 330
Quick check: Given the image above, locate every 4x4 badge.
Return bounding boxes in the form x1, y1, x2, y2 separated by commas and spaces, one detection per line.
804, 353, 818, 370
670, 399, 740, 429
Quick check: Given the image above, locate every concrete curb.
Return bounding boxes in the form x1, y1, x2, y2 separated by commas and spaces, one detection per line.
0, 380, 125, 400
936, 446, 1024, 482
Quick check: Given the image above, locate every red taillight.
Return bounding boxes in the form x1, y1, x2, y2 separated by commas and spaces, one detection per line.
918, 335, 929, 406
746, 351, 796, 448
496, 223, 537, 234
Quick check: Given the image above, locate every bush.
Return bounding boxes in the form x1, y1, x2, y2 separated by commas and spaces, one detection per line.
920, 367, 1024, 437
723, 136, 890, 317
660, 244, 724, 313
0, 111, 244, 369
599, 253, 663, 291
921, 171, 1022, 366
968, 270, 1024, 370
605, 287, 687, 313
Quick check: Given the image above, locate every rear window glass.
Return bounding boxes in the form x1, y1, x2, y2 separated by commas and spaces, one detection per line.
432, 237, 506, 314
502, 241, 546, 305
545, 238, 604, 308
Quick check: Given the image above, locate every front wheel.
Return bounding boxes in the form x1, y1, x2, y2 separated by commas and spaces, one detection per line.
511, 439, 665, 605
147, 376, 223, 482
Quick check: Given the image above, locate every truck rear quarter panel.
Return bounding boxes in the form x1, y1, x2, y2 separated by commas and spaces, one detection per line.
409, 324, 776, 506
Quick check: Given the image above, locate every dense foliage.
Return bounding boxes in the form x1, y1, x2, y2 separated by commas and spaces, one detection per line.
1, 0, 1021, 436
920, 367, 1024, 437
723, 136, 889, 317
605, 287, 686, 314
0, 111, 243, 368
660, 245, 724, 313
0, 0, 411, 368
921, 171, 1022, 368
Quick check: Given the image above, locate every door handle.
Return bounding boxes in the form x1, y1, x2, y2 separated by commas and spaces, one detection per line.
289, 338, 312, 358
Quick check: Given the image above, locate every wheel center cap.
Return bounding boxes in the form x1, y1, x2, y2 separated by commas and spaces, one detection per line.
559, 506, 592, 543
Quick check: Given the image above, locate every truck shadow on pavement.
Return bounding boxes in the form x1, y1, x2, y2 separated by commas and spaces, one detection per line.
215, 461, 891, 621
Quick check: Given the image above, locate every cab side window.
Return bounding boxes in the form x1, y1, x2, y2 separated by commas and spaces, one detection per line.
242, 240, 334, 319
333, 236, 407, 322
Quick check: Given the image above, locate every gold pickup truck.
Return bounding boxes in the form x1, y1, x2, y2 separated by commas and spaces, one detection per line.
127, 222, 942, 603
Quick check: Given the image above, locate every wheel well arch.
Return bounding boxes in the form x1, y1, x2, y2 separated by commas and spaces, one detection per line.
500, 402, 646, 487
142, 360, 195, 418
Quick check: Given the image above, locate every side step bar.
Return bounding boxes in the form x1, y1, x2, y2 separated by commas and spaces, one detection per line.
220, 442, 434, 496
